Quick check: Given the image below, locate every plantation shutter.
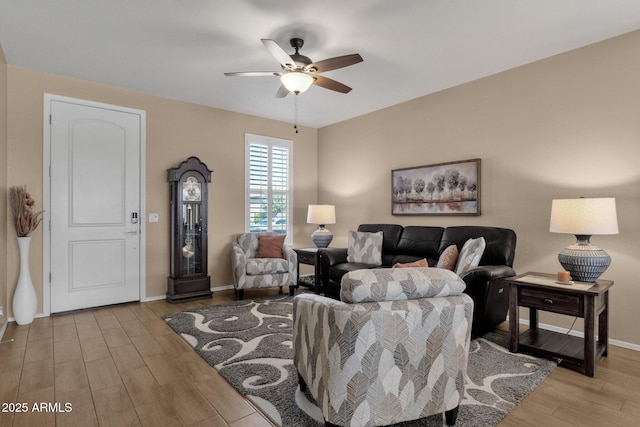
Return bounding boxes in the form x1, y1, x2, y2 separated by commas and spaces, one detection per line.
245, 134, 292, 243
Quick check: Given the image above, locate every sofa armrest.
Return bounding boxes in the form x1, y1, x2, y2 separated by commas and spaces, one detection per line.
319, 247, 348, 291
320, 247, 348, 266
460, 265, 514, 339
231, 243, 247, 289
459, 265, 516, 283
460, 265, 516, 285
283, 244, 298, 285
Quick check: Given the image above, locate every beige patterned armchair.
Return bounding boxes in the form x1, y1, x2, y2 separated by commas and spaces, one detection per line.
231, 232, 298, 299
293, 267, 473, 426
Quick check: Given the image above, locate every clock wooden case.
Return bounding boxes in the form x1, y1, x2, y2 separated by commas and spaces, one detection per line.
167, 156, 213, 303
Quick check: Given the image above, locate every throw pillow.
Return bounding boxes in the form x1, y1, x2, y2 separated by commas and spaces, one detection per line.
436, 245, 459, 270
455, 237, 486, 276
393, 258, 429, 268
256, 235, 285, 258
346, 230, 383, 266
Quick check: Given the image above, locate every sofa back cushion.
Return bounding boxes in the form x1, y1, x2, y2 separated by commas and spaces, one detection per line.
340, 267, 466, 303
439, 226, 516, 267
393, 226, 444, 266
357, 224, 403, 266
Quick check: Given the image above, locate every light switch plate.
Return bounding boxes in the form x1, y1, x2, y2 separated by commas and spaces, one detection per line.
149, 213, 159, 223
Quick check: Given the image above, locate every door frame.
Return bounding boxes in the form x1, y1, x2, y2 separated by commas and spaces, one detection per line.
42, 94, 147, 316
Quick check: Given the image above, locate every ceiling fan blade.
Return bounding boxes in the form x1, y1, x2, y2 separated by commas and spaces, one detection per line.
312, 75, 352, 93
307, 54, 363, 73
224, 71, 282, 77
275, 85, 290, 98
261, 39, 295, 68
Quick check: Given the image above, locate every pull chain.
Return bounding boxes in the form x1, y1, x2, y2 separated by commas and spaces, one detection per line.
294, 94, 299, 134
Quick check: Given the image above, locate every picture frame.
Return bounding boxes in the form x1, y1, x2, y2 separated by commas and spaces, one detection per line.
392, 158, 481, 215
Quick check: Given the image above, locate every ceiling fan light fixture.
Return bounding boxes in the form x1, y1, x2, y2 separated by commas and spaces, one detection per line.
280, 72, 314, 94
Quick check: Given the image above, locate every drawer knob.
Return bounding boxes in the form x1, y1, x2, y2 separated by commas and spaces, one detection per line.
544, 298, 554, 304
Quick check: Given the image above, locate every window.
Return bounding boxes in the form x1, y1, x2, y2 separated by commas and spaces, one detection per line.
245, 133, 293, 243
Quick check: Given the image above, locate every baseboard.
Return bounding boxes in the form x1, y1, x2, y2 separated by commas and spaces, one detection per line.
141, 294, 167, 302
2, 284, 238, 319
212, 284, 235, 292
517, 318, 640, 352
141, 284, 235, 302
5, 312, 48, 323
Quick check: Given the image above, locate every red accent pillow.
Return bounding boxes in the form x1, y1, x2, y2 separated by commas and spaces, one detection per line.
256, 235, 285, 258
436, 245, 459, 271
393, 258, 429, 268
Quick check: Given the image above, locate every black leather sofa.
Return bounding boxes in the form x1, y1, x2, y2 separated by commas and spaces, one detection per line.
320, 224, 517, 338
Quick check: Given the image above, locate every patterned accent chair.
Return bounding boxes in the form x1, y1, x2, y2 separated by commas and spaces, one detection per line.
231, 232, 298, 299
293, 267, 473, 427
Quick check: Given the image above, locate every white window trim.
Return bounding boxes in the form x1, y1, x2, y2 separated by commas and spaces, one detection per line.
244, 133, 293, 244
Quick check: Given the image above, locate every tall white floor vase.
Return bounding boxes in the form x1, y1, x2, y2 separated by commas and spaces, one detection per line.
13, 236, 37, 325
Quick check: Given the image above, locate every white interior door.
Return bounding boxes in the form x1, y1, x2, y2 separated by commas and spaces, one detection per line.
49, 99, 142, 313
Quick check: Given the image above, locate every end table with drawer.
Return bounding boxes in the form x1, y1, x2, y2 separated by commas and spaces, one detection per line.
508, 272, 613, 377
293, 248, 323, 294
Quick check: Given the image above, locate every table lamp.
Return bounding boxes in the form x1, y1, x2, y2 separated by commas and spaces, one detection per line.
549, 197, 618, 282
307, 205, 336, 248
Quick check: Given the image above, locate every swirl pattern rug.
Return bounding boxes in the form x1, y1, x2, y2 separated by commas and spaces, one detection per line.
163, 295, 556, 427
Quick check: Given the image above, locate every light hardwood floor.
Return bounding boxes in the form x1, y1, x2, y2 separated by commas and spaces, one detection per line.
1, 287, 639, 426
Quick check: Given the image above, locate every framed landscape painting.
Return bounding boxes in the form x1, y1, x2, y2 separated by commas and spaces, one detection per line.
392, 158, 481, 215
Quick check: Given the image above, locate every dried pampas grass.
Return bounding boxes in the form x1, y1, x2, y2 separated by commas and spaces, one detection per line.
9, 186, 44, 237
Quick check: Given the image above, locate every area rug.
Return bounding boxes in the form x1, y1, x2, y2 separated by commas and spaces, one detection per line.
163, 294, 556, 426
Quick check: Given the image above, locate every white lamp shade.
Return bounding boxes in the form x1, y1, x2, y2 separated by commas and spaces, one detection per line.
549, 198, 619, 235
280, 72, 314, 94
307, 205, 336, 225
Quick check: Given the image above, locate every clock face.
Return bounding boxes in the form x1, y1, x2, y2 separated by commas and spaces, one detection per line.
182, 176, 202, 201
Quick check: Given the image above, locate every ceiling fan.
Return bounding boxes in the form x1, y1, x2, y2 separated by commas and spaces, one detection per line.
224, 38, 363, 97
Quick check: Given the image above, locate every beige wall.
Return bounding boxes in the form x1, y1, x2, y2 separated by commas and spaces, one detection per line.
0, 45, 7, 330
5, 66, 317, 316
318, 31, 640, 346
3, 30, 639, 347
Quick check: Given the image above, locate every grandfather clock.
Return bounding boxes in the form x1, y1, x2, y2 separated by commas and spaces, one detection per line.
167, 156, 213, 303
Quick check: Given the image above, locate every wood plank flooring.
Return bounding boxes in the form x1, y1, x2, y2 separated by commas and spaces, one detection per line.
1, 287, 639, 426
495, 323, 640, 426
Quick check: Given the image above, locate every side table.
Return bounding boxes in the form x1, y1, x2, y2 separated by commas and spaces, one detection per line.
508, 272, 613, 377
293, 248, 322, 294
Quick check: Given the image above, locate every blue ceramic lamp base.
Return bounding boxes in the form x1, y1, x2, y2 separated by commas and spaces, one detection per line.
311, 225, 333, 248
558, 234, 611, 282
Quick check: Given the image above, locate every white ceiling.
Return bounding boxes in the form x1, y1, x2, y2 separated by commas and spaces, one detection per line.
1, 1, 640, 128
